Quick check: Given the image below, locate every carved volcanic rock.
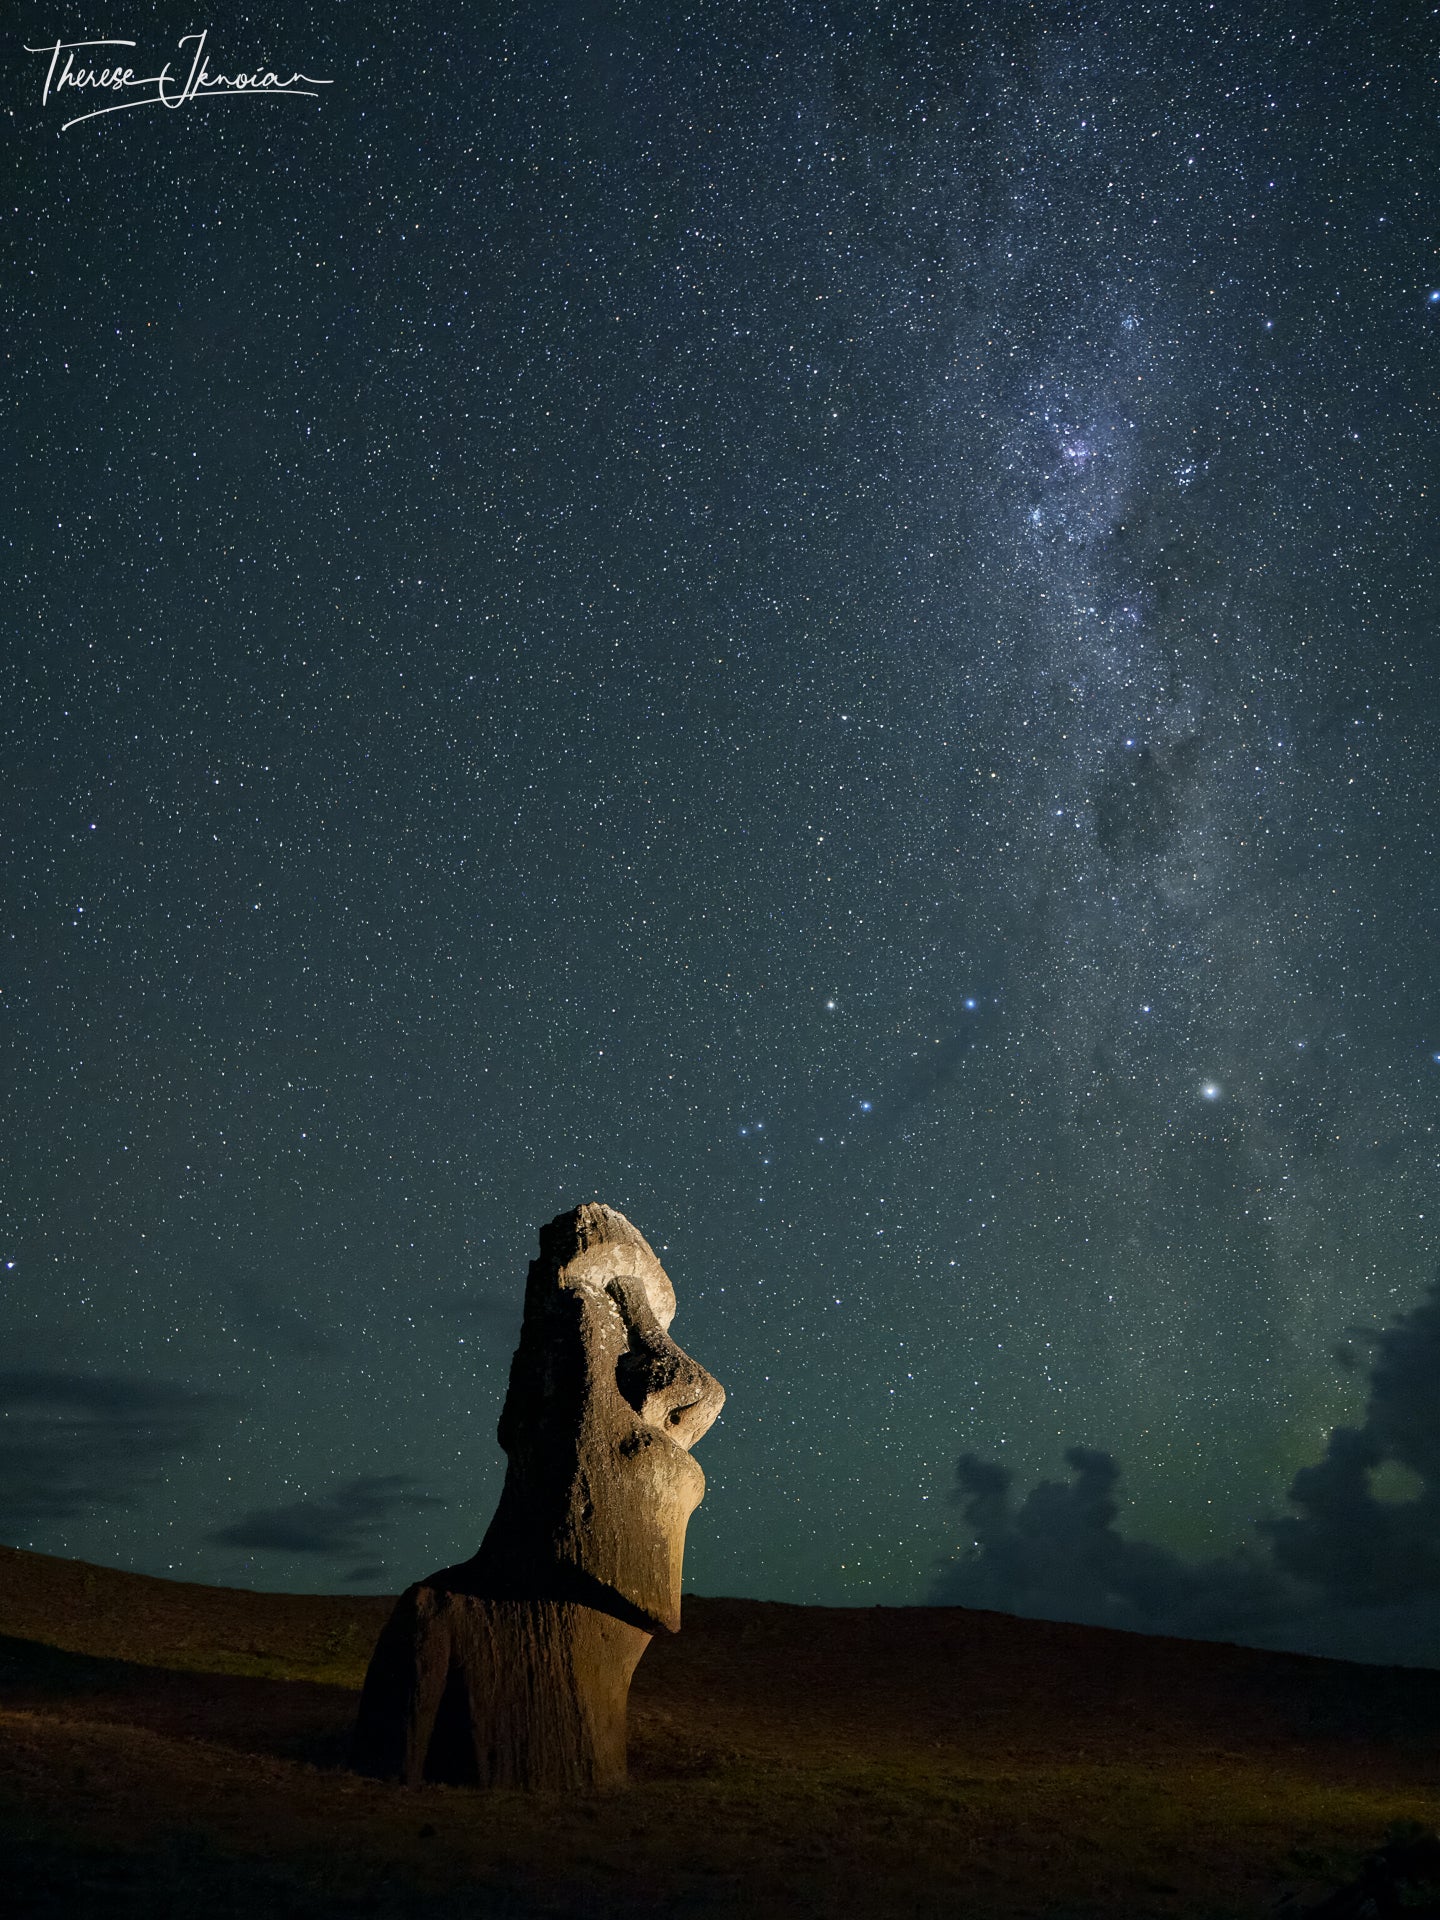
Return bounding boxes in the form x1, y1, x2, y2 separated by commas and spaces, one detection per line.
352, 1203, 724, 1789
471, 1199, 725, 1634
350, 1589, 651, 1789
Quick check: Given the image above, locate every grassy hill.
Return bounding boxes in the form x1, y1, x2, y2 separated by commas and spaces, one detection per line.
1, 1543, 1438, 1916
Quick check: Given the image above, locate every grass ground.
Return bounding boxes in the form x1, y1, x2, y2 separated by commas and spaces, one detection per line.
1, 1543, 1437, 1917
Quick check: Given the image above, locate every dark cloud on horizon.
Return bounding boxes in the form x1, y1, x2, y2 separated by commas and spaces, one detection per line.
933, 1446, 1298, 1641
1263, 1278, 1440, 1609
934, 1276, 1440, 1663
210, 1474, 445, 1569
0, 1371, 230, 1539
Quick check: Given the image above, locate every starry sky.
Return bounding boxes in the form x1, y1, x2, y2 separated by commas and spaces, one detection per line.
5, 2, 1439, 1654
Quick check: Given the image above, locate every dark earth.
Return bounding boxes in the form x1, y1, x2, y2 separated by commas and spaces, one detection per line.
2, 1544, 1438, 1917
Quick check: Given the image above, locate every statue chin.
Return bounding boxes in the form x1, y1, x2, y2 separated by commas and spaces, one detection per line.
565, 1420, 708, 1633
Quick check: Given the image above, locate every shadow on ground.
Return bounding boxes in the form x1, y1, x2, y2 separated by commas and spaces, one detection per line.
0, 1632, 356, 1769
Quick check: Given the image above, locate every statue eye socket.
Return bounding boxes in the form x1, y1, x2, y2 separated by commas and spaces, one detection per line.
614, 1338, 665, 1414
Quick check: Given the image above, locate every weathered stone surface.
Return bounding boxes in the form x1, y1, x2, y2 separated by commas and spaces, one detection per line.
470, 1200, 726, 1633
351, 1586, 651, 1789
352, 1203, 723, 1789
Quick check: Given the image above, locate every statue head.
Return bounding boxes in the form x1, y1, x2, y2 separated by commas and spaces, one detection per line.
474, 1203, 724, 1632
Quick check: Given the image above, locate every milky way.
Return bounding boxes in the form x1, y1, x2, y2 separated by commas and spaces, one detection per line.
4, 4, 1437, 1639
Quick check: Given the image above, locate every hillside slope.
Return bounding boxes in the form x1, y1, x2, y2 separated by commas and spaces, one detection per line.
1, 1544, 1437, 1917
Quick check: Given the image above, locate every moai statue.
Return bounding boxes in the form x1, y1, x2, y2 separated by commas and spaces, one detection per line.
352, 1203, 724, 1789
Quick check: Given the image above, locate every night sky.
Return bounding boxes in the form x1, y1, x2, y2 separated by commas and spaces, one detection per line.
6, 3, 1440, 1661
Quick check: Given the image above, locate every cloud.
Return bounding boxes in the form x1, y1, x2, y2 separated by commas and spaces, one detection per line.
934, 1446, 1297, 1639
933, 1274, 1440, 1663
210, 1474, 444, 1561
0, 1370, 230, 1538
1262, 1277, 1440, 1607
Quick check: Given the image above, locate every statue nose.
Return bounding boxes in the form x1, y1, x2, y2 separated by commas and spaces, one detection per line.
611, 1292, 726, 1449
638, 1347, 725, 1450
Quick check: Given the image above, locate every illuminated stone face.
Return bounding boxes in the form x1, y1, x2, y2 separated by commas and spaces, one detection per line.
352, 1203, 725, 1790
474, 1202, 725, 1633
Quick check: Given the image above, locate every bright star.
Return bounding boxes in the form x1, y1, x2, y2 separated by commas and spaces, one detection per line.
1201, 1082, 1222, 1101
